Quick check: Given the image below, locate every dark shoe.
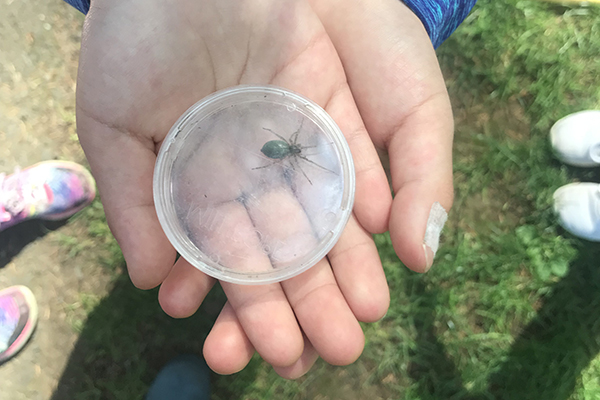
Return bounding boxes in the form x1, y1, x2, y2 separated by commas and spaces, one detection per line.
146, 355, 211, 400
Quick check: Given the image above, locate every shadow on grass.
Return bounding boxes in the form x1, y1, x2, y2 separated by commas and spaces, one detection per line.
50, 272, 262, 400
0, 219, 66, 268
407, 278, 479, 400
487, 241, 600, 400
407, 241, 600, 400
568, 165, 600, 185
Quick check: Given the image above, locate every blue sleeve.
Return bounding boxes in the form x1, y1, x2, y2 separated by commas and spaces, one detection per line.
63, 0, 475, 48
63, 0, 90, 14
402, 0, 477, 48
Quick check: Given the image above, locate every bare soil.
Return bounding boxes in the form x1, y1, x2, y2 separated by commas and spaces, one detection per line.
0, 2, 113, 399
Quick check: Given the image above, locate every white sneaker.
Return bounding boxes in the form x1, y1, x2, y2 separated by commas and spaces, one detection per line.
553, 182, 600, 242
550, 110, 600, 167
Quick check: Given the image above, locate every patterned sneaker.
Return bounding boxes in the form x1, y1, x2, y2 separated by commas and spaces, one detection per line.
0, 286, 38, 364
0, 161, 96, 232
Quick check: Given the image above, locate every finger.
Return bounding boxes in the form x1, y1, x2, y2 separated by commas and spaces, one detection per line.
282, 258, 364, 366
387, 93, 454, 272
312, 1, 454, 272
222, 282, 304, 368
322, 84, 392, 234
184, 192, 304, 367
268, 38, 391, 234
77, 115, 176, 289
328, 215, 389, 322
216, 190, 308, 367
203, 302, 255, 375
273, 336, 319, 379
245, 143, 366, 366
158, 257, 216, 318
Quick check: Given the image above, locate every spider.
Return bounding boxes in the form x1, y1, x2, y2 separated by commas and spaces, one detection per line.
253, 121, 336, 185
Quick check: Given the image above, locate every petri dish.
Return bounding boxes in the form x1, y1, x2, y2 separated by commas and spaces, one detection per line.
153, 85, 355, 285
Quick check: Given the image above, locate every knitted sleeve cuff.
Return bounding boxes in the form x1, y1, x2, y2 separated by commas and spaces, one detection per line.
62, 0, 475, 48
63, 0, 90, 14
402, 0, 477, 48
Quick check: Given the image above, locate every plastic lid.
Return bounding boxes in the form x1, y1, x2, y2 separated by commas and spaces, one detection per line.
154, 85, 355, 284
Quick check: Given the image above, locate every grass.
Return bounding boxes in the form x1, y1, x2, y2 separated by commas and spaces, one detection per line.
53, 0, 600, 399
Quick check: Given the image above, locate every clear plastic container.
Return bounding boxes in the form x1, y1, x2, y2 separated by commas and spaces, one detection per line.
154, 85, 355, 284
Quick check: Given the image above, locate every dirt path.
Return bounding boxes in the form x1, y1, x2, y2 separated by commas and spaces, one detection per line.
0, 2, 112, 399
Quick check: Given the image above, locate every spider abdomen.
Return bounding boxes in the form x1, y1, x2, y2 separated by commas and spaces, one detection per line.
261, 140, 292, 160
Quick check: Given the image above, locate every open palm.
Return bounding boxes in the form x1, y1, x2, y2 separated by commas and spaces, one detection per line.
76, 0, 453, 378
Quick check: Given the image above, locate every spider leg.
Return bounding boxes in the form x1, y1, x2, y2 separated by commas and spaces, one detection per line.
292, 156, 313, 185
252, 160, 281, 170
262, 128, 290, 144
290, 119, 304, 145
297, 155, 338, 175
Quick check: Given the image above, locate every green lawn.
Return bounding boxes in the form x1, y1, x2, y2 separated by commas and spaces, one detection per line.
55, 1, 600, 399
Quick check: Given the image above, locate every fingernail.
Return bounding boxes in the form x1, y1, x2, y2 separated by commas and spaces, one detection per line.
423, 202, 448, 271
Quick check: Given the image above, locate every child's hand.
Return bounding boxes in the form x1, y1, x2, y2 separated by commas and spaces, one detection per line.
76, 0, 452, 378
